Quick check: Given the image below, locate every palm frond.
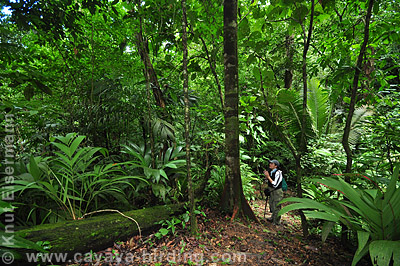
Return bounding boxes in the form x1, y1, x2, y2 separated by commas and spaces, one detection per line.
348, 106, 373, 146
307, 78, 330, 137
276, 88, 314, 143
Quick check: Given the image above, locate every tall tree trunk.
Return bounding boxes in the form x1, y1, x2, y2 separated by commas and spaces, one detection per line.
294, 0, 315, 238
342, 0, 374, 175
220, 0, 257, 222
284, 34, 294, 89
340, 0, 374, 244
181, 0, 198, 235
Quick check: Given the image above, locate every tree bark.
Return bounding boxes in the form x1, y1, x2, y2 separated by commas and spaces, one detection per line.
136, 13, 156, 167
342, 0, 374, 175
182, 0, 198, 235
135, 31, 166, 109
135, 3, 166, 110
17, 204, 184, 260
284, 34, 294, 89
220, 0, 257, 222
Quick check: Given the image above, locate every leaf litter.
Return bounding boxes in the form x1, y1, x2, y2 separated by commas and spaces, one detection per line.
68, 198, 372, 266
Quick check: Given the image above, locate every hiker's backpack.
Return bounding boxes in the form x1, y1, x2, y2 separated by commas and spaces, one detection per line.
281, 177, 288, 192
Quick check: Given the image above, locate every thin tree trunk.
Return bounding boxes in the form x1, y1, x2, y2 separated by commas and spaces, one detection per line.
340, 0, 374, 244
182, 0, 198, 235
295, 0, 315, 237
300, 0, 315, 153
220, 0, 257, 222
138, 15, 156, 168
295, 155, 308, 237
90, 20, 94, 105
342, 0, 374, 175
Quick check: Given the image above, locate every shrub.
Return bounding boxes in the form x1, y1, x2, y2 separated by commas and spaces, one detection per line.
279, 165, 400, 266
1, 133, 142, 223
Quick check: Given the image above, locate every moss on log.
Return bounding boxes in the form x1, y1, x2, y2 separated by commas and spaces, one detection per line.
18, 204, 184, 256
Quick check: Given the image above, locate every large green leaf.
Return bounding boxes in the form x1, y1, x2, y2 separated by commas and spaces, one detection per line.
384, 165, 399, 206
69, 135, 86, 157
321, 221, 335, 242
307, 78, 329, 137
28, 156, 41, 181
312, 178, 381, 224
369, 240, 400, 266
352, 231, 371, 266
303, 211, 339, 222
279, 197, 342, 218
0, 200, 14, 216
276, 88, 314, 141
348, 106, 373, 146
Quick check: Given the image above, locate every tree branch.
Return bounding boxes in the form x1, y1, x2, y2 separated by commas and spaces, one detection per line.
197, 34, 224, 109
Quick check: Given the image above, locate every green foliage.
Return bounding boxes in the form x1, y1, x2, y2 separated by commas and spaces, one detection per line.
302, 135, 346, 175
275, 88, 309, 141
354, 96, 400, 177
279, 165, 400, 265
205, 165, 225, 205
273, 78, 335, 144
240, 163, 260, 201
121, 142, 186, 203
1, 133, 141, 223
1, 0, 400, 250
0, 200, 46, 259
205, 163, 259, 203
369, 240, 400, 266
72, 79, 139, 151
348, 106, 374, 147
155, 208, 205, 239
155, 217, 182, 239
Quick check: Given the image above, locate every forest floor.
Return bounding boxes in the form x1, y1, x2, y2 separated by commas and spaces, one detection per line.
72, 194, 372, 266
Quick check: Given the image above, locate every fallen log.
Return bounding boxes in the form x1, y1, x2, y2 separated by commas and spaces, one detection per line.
17, 204, 184, 259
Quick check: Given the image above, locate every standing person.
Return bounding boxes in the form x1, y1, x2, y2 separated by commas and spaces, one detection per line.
263, 159, 283, 225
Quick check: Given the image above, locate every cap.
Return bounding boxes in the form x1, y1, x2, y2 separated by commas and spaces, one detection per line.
269, 159, 280, 167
